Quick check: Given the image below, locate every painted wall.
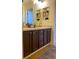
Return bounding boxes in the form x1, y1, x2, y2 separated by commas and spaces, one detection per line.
33, 0, 55, 28
22, 2, 26, 24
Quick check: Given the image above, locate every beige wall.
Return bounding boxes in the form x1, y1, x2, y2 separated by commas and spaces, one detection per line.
33, 0, 55, 28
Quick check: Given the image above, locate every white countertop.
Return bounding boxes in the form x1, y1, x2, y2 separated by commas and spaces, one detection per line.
23, 27, 52, 31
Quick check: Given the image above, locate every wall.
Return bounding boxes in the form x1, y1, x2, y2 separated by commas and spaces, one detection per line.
22, 2, 26, 24
33, 0, 55, 28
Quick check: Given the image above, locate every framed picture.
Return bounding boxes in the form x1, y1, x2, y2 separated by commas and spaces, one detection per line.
43, 7, 49, 20
36, 13, 41, 18
36, 10, 41, 21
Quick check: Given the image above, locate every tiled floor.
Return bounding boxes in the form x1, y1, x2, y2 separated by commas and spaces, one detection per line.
38, 48, 56, 59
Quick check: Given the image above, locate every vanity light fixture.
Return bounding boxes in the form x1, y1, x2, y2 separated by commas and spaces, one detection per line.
38, 0, 44, 2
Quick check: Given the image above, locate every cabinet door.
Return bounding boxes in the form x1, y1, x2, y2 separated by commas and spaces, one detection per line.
38, 30, 44, 48
47, 29, 51, 43
23, 31, 30, 57
32, 31, 39, 52
29, 31, 33, 53
43, 29, 48, 45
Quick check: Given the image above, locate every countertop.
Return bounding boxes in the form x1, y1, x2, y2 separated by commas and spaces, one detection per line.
23, 27, 52, 31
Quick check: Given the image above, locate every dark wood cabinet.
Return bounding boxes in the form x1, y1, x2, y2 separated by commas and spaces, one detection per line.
43, 29, 51, 45
43, 29, 48, 45
32, 30, 39, 52
29, 31, 33, 53
38, 30, 44, 48
47, 29, 51, 43
23, 28, 51, 58
23, 31, 30, 57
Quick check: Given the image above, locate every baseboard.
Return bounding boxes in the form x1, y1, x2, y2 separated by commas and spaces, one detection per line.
24, 43, 51, 59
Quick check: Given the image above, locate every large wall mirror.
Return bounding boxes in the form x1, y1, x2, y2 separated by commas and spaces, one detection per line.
26, 9, 33, 25
23, 8, 33, 27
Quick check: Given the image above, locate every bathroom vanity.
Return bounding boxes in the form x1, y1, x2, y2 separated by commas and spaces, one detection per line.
23, 27, 51, 58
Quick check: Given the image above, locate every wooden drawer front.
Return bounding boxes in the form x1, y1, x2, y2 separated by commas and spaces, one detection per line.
38, 30, 44, 48
32, 31, 39, 52
23, 31, 30, 57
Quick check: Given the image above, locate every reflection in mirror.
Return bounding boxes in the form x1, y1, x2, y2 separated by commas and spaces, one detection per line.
27, 9, 33, 25
23, 8, 33, 27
